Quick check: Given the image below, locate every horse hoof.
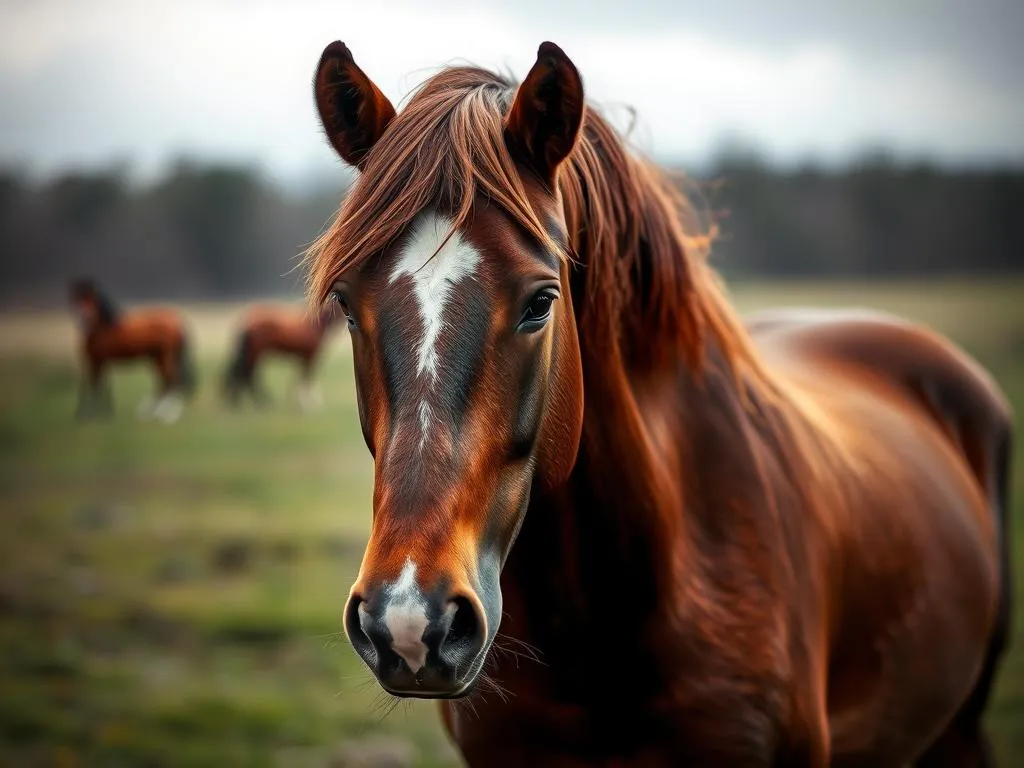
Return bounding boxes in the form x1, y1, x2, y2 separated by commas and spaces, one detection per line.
153, 393, 185, 424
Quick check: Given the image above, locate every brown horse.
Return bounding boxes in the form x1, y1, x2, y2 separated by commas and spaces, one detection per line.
222, 303, 341, 410
70, 278, 196, 423
305, 41, 1014, 767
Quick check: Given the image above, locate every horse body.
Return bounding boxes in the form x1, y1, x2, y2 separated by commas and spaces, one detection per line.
754, 311, 1010, 765
304, 41, 1013, 766
444, 311, 1009, 767
71, 280, 194, 422
223, 304, 339, 409
82, 309, 188, 360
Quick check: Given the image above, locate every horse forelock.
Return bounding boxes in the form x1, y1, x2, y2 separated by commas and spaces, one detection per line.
304, 60, 774, 395
305, 66, 552, 301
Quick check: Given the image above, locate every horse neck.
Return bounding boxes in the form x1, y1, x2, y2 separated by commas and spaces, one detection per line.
78, 302, 113, 334
501, 340, 786, 682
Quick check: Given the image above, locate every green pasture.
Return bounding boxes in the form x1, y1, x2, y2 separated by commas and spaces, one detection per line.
1, 279, 1022, 767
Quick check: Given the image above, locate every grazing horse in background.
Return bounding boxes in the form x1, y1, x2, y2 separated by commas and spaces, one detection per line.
305, 41, 1014, 767
222, 303, 342, 411
70, 278, 196, 423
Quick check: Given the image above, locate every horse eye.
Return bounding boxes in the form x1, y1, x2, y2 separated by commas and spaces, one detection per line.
328, 290, 355, 327
518, 290, 557, 331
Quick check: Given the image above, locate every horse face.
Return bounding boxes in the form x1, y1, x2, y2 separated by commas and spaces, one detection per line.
333, 199, 582, 697
315, 41, 585, 697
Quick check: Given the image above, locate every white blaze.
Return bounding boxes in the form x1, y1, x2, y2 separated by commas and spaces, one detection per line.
389, 212, 481, 382
389, 212, 481, 449
417, 401, 432, 451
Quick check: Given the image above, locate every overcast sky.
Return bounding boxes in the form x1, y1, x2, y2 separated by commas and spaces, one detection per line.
1, 0, 1022, 185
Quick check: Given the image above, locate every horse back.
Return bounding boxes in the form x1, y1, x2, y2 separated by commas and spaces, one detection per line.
751, 308, 1011, 518
750, 307, 1010, 432
85, 307, 186, 358
748, 308, 1012, 762
241, 307, 322, 356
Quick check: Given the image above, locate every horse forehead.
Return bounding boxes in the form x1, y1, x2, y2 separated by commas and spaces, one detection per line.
388, 211, 483, 294
378, 212, 488, 378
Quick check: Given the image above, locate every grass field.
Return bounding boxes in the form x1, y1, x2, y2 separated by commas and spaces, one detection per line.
1, 279, 1023, 767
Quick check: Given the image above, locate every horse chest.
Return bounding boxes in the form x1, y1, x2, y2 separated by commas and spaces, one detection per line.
447, 692, 779, 768
446, 633, 783, 767
486, 552, 793, 762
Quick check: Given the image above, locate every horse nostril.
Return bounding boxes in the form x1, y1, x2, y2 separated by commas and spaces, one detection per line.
344, 595, 374, 657
443, 595, 484, 662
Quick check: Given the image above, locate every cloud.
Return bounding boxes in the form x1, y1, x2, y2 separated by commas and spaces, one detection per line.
0, 0, 1021, 182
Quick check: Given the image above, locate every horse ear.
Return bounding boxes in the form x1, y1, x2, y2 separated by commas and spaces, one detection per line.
505, 42, 584, 185
314, 41, 396, 169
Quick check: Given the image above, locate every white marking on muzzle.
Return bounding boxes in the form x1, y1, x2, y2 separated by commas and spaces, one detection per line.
379, 558, 430, 674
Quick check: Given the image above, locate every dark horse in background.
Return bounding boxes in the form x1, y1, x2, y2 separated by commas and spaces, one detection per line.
223, 303, 341, 411
306, 40, 1013, 767
70, 278, 196, 423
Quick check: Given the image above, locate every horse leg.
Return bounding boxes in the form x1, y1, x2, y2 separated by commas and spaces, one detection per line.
77, 358, 109, 419
75, 370, 95, 419
295, 358, 322, 413
150, 350, 184, 425
223, 364, 244, 408
136, 380, 158, 420
250, 360, 272, 408
99, 373, 114, 416
135, 353, 161, 420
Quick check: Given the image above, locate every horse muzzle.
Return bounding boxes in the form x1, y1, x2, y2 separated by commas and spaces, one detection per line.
344, 571, 488, 698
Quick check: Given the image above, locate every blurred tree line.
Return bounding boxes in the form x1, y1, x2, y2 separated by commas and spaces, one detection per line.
1, 153, 1021, 307
702, 149, 1024, 279
0, 160, 348, 307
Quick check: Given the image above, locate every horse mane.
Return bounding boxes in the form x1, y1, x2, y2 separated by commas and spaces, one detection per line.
95, 292, 120, 326
70, 278, 120, 326
305, 64, 768, 384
